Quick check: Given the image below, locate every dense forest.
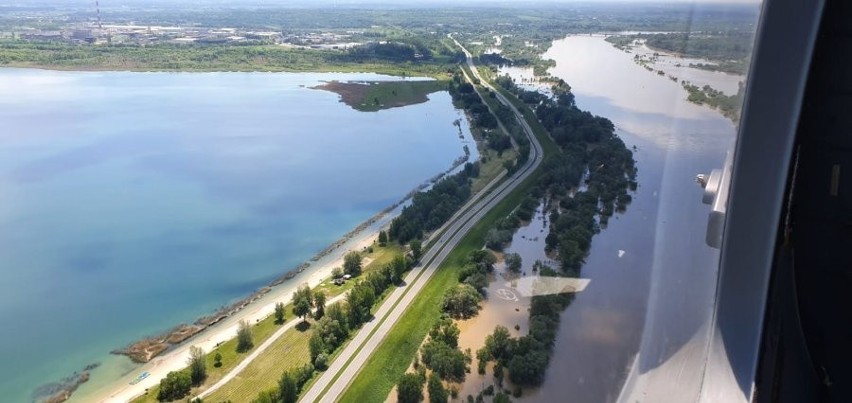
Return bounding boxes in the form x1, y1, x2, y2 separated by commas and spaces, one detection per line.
606, 31, 754, 74
645, 32, 754, 61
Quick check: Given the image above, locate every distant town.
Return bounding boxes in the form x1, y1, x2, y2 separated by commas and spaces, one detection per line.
8, 23, 365, 48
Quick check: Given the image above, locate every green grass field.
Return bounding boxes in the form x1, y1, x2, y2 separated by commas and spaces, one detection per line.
203, 325, 313, 402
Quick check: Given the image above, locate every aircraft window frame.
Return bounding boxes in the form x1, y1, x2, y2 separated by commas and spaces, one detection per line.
698, 0, 826, 401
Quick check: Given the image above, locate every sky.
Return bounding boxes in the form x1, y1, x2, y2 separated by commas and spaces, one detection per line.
18, 0, 761, 6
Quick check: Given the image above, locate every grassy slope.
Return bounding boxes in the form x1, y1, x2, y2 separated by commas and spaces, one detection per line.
131, 245, 402, 403
205, 326, 313, 402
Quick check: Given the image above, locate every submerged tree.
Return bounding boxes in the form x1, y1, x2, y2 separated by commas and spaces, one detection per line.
442, 284, 482, 319
397, 372, 425, 403
505, 253, 522, 273
428, 373, 448, 403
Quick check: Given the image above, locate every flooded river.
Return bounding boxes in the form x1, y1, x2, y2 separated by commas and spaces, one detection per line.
496, 35, 738, 402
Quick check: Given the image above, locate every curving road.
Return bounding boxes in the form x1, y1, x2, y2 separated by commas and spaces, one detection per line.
298, 36, 545, 403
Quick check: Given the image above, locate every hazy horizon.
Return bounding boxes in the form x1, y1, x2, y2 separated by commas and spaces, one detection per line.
3, 0, 763, 7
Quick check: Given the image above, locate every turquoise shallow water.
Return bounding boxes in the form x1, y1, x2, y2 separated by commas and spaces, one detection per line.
0, 69, 470, 402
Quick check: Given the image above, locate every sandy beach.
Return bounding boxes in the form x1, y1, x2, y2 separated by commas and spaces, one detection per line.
79, 225, 383, 403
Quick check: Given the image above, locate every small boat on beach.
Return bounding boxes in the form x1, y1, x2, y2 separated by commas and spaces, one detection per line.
129, 371, 150, 385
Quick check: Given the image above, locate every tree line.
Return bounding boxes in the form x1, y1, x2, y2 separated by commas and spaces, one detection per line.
252, 253, 413, 403
605, 32, 754, 74
397, 318, 471, 403
472, 76, 636, 388
644, 32, 754, 62
388, 165, 477, 244
0, 40, 453, 75
395, 249, 507, 403
448, 70, 517, 158
683, 81, 744, 122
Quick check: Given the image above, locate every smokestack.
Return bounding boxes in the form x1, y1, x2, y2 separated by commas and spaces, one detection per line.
96, 1, 102, 30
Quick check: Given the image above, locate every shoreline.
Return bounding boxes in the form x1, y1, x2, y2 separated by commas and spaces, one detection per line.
78, 223, 384, 403
72, 142, 472, 403
110, 150, 470, 364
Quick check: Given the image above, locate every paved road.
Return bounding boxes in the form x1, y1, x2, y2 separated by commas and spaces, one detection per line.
196, 41, 513, 401
298, 37, 545, 403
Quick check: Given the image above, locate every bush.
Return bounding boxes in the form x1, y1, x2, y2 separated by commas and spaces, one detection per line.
494, 362, 504, 386
252, 389, 279, 403
505, 253, 522, 273
278, 370, 297, 403
293, 363, 315, 391
493, 392, 513, 403
441, 284, 482, 319
485, 228, 513, 250
397, 373, 425, 403
314, 353, 329, 370
274, 302, 286, 324
427, 373, 448, 403
236, 320, 254, 353
343, 251, 363, 276
420, 339, 468, 382
157, 371, 191, 402
187, 346, 206, 385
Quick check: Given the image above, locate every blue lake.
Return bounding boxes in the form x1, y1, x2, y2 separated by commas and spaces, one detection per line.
0, 69, 471, 402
